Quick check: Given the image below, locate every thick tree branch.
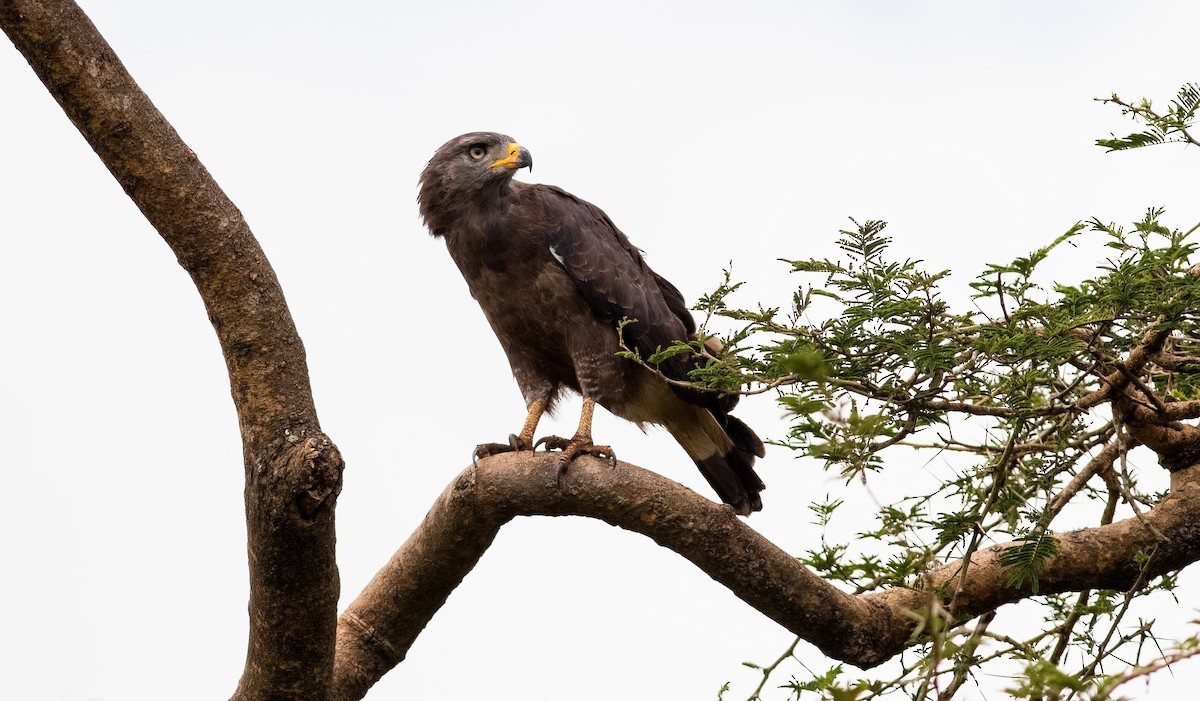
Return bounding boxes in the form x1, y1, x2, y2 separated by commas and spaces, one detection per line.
331, 453, 1200, 699
1163, 399, 1200, 421
2, 2, 343, 699
1077, 328, 1171, 410
1116, 387, 1200, 472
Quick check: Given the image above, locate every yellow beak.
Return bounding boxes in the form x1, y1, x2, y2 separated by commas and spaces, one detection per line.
489, 142, 533, 170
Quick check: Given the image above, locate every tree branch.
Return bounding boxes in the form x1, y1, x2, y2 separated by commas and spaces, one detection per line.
331, 453, 1200, 699
1, 2, 344, 698
1163, 399, 1200, 421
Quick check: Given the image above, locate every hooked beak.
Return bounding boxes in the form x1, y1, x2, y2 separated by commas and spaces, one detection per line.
489, 142, 533, 171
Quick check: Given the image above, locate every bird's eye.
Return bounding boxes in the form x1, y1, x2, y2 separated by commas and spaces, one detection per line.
468, 145, 488, 160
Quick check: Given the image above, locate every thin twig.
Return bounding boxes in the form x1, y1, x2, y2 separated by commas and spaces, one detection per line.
745, 637, 800, 701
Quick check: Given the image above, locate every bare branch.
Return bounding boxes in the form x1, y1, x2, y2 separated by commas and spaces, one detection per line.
1046, 433, 1132, 520
1163, 399, 1200, 421
331, 453, 1200, 699
1116, 389, 1200, 472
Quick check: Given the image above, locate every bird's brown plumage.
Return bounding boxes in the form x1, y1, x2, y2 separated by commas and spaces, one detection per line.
419, 132, 765, 514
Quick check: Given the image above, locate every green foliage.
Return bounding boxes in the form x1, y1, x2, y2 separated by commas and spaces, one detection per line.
702, 84, 1200, 700
784, 666, 879, 701
1096, 83, 1200, 151
998, 532, 1060, 593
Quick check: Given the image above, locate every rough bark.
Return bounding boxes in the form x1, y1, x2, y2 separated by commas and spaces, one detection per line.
331, 454, 1200, 698
1, 2, 344, 699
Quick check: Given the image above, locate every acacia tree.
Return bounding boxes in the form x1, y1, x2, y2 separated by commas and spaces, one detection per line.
4, 2, 1200, 700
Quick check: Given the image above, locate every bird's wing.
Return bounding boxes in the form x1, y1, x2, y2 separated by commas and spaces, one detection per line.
530, 184, 700, 386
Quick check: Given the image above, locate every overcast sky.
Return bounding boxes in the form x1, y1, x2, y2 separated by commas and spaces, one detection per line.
4, 2, 1200, 700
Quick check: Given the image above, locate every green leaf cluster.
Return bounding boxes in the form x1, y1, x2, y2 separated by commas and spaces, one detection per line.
1096, 83, 1200, 151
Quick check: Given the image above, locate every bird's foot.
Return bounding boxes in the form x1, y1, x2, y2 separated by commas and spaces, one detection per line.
472, 433, 535, 463
535, 435, 617, 482
536, 434, 615, 459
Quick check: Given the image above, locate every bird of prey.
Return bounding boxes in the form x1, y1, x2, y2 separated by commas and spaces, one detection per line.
418, 132, 766, 514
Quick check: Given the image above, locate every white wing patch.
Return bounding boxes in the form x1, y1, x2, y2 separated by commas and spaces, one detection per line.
549, 243, 566, 266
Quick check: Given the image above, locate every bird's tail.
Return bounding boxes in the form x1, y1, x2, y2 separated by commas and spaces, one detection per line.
666, 409, 766, 515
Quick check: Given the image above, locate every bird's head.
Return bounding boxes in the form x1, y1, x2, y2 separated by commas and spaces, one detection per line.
418, 132, 533, 234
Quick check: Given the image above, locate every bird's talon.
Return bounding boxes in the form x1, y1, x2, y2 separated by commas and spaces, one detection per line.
474, 433, 539, 463
548, 439, 616, 484
534, 435, 571, 452
472, 442, 511, 462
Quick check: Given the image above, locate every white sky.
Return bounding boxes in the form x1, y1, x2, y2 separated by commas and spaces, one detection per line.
3, 1, 1200, 699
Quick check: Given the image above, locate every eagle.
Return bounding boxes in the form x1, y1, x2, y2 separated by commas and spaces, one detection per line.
419, 132, 766, 514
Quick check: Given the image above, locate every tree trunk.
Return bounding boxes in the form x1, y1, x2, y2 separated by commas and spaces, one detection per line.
1, 2, 344, 699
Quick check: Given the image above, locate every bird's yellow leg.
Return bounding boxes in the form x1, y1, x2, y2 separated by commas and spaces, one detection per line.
572, 397, 597, 442
514, 398, 547, 448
